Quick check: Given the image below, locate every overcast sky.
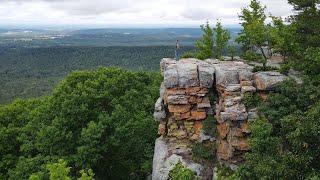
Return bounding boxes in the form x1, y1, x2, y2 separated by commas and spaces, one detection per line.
0, 0, 293, 28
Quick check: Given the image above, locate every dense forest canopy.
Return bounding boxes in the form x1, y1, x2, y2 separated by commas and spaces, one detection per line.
0, 67, 162, 179
0, 46, 193, 104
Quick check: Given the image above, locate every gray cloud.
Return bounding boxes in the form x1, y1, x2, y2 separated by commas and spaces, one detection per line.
0, 0, 294, 27
50, 0, 132, 15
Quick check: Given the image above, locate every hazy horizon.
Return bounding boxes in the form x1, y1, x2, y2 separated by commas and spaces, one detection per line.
0, 25, 242, 31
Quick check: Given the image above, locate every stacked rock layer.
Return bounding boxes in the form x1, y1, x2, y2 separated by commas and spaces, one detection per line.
155, 59, 215, 140
152, 58, 287, 180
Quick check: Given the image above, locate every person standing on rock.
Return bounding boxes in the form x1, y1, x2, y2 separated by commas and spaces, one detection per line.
175, 40, 180, 60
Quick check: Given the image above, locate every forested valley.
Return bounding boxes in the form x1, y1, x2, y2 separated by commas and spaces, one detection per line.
0, 45, 193, 104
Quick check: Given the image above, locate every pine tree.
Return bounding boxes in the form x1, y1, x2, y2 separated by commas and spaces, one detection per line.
195, 21, 214, 60
213, 21, 230, 59
288, 0, 320, 49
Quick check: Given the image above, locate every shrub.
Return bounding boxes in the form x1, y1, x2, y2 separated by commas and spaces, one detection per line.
192, 142, 214, 161
301, 47, 320, 76
181, 51, 197, 59
252, 65, 278, 72
202, 116, 217, 137
214, 164, 236, 180
242, 93, 262, 109
46, 159, 71, 180
168, 162, 195, 180
236, 78, 320, 179
279, 62, 291, 74
78, 169, 95, 180
242, 51, 264, 62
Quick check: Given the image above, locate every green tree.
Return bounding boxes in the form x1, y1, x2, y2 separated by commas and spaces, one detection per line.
195, 21, 214, 60
227, 45, 237, 61
237, 0, 269, 67
301, 47, 320, 76
288, 0, 320, 49
269, 16, 297, 61
213, 21, 230, 59
47, 159, 71, 180
285, 0, 320, 76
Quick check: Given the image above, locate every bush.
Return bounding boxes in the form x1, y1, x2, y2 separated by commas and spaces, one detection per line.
168, 162, 195, 180
242, 93, 262, 109
301, 47, 320, 76
279, 62, 291, 74
202, 116, 217, 137
252, 65, 279, 72
242, 51, 264, 62
181, 51, 197, 59
78, 169, 95, 180
192, 142, 214, 161
46, 159, 71, 180
214, 164, 236, 180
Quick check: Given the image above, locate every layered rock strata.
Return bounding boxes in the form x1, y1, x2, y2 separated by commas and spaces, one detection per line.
152, 58, 287, 179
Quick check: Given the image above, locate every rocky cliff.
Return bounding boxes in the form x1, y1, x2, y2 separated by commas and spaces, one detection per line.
152, 58, 286, 180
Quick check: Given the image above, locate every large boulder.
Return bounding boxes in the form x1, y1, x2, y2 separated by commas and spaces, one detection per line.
253, 71, 287, 91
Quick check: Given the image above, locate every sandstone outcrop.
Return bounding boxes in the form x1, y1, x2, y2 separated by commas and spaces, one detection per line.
253, 71, 286, 91
152, 58, 287, 180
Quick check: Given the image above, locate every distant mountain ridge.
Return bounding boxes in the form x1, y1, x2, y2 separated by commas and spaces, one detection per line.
0, 28, 241, 47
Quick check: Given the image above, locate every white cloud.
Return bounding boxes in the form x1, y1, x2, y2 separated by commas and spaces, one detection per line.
0, 0, 294, 27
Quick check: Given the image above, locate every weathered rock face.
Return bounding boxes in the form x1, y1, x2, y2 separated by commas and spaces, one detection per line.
152, 58, 287, 179
158, 59, 215, 141
253, 71, 287, 91
153, 59, 215, 179
152, 137, 203, 180
206, 60, 254, 164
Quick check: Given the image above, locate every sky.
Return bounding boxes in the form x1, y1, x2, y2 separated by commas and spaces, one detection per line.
0, 0, 294, 28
